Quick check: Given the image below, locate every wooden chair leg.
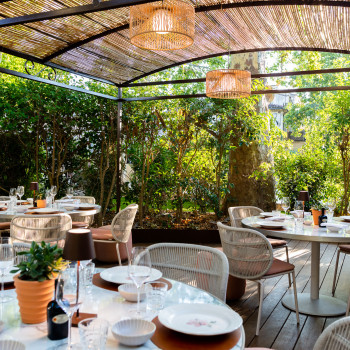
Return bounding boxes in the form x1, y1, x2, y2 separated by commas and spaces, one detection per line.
116, 243, 122, 266
292, 270, 300, 324
256, 280, 264, 336
286, 245, 291, 287
332, 249, 341, 296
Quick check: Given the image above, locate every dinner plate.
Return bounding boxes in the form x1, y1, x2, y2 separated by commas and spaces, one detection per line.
100, 266, 162, 285
1, 270, 16, 284
340, 216, 350, 222
32, 208, 60, 214
158, 304, 242, 336
256, 220, 285, 229
260, 212, 274, 217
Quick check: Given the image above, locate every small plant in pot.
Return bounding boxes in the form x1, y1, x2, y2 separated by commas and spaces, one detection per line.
11, 241, 68, 324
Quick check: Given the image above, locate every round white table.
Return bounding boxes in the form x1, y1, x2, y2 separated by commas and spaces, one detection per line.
0, 205, 101, 223
0, 273, 245, 349
242, 216, 350, 317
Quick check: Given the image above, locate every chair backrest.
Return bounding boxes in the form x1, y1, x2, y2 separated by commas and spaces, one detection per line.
61, 196, 96, 204
10, 214, 72, 244
147, 242, 229, 301
228, 206, 263, 228
111, 204, 138, 244
313, 316, 350, 350
217, 222, 273, 280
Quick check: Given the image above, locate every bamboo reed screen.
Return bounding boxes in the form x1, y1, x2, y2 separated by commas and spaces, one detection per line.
129, 0, 195, 50
206, 69, 251, 99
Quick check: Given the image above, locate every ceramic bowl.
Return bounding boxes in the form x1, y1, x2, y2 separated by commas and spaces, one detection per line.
63, 206, 76, 211
321, 223, 347, 232
118, 283, 146, 302
112, 319, 156, 346
0, 340, 26, 350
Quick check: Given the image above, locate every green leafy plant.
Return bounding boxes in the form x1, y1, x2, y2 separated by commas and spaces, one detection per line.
11, 241, 67, 282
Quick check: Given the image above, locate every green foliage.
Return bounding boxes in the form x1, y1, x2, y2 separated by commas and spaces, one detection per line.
11, 241, 67, 282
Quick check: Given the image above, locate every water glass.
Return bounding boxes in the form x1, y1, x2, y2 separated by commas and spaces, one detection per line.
78, 318, 109, 350
0, 238, 14, 303
145, 282, 168, 313
81, 261, 95, 289
304, 212, 313, 225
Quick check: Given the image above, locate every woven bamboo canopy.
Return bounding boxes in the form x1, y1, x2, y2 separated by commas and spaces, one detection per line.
1, 0, 350, 86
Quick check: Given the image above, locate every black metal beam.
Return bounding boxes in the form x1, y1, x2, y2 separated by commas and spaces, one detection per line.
122, 67, 350, 87
0, 67, 118, 100
2, 0, 350, 29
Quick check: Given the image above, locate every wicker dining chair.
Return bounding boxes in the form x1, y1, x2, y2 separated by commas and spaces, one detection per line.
217, 222, 299, 335
92, 204, 138, 265
313, 316, 350, 350
10, 214, 72, 248
61, 196, 96, 204
147, 242, 229, 301
228, 206, 291, 286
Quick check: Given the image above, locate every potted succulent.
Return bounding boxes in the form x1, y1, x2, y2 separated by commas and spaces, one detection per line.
11, 241, 67, 324
311, 200, 323, 225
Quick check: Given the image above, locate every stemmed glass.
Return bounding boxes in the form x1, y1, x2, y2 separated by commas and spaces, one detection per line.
128, 247, 152, 318
0, 238, 14, 303
327, 198, 337, 222
56, 267, 85, 350
281, 197, 290, 218
66, 187, 74, 200
16, 186, 24, 202
294, 200, 304, 217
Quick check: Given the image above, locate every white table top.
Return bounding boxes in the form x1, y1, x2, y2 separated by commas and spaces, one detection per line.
0, 272, 245, 350
0, 205, 101, 221
242, 216, 350, 243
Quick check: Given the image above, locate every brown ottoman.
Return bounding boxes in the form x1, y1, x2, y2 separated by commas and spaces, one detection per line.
216, 247, 246, 300
0, 222, 10, 230
92, 226, 132, 263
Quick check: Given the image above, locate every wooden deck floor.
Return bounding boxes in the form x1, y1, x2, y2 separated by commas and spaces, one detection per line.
228, 239, 350, 350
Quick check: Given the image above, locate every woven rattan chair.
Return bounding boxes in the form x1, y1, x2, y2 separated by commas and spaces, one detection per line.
217, 222, 299, 335
332, 245, 350, 316
61, 196, 95, 204
147, 242, 229, 301
10, 214, 72, 247
228, 206, 291, 286
60, 196, 96, 227
313, 316, 350, 350
92, 204, 138, 265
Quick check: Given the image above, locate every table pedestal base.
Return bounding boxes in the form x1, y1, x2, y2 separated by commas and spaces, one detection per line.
282, 293, 346, 316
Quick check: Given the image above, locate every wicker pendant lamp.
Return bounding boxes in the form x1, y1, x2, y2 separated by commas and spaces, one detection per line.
130, 0, 195, 51
206, 38, 251, 99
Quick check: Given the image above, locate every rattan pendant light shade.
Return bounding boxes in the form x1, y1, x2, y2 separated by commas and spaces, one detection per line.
130, 0, 195, 51
206, 69, 251, 99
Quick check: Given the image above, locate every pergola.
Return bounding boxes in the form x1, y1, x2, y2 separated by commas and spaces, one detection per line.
1, 0, 350, 209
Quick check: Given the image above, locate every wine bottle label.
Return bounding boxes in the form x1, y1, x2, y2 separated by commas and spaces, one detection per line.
52, 314, 69, 324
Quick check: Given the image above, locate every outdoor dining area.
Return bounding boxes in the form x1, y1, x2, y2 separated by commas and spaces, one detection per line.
2, 0, 350, 349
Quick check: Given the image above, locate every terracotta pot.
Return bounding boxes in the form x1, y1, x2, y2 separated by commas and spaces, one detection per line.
36, 199, 46, 208
14, 274, 55, 324
311, 209, 322, 225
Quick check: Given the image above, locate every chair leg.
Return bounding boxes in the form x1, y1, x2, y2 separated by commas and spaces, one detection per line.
332, 249, 341, 296
256, 280, 264, 336
285, 245, 291, 287
116, 243, 122, 266
291, 270, 300, 324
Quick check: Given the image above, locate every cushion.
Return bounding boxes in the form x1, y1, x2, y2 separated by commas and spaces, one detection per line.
339, 244, 350, 253
0, 222, 10, 230
268, 238, 287, 248
72, 222, 89, 229
264, 258, 294, 277
91, 228, 113, 241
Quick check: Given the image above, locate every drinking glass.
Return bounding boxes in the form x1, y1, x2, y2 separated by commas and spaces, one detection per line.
327, 199, 337, 222
128, 247, 151, 318
0, 238, 14, 303
294, 200, 304, 217
78, 318, 109, 350
66, 187, 74, 200
51, 186, 57, 202
281, 197, 290, 217
56, 267, 85, 350
16, 186, 24, 201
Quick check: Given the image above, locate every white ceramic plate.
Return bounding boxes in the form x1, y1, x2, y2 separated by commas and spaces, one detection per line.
32, 208, 60, 214
260, 212, 274, 217
158, 304, 242, 336
100, 266, 162, 285
256, 220, 285, 229
1, 270, 16, 283
340, 216, 350, 222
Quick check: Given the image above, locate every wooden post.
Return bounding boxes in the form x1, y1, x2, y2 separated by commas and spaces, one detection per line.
116, 87, 122, 213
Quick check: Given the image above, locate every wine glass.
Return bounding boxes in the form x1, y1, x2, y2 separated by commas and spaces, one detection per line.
51, 185, 57, 202
0, 238, 14, 303
66, 187, 74, 200
281, 197, 290, 217
56, 267, 85, 350
128, 247, 152, 318
16, 186, 24, 202
294, 200, 304, 218
327, 198, 337, 222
